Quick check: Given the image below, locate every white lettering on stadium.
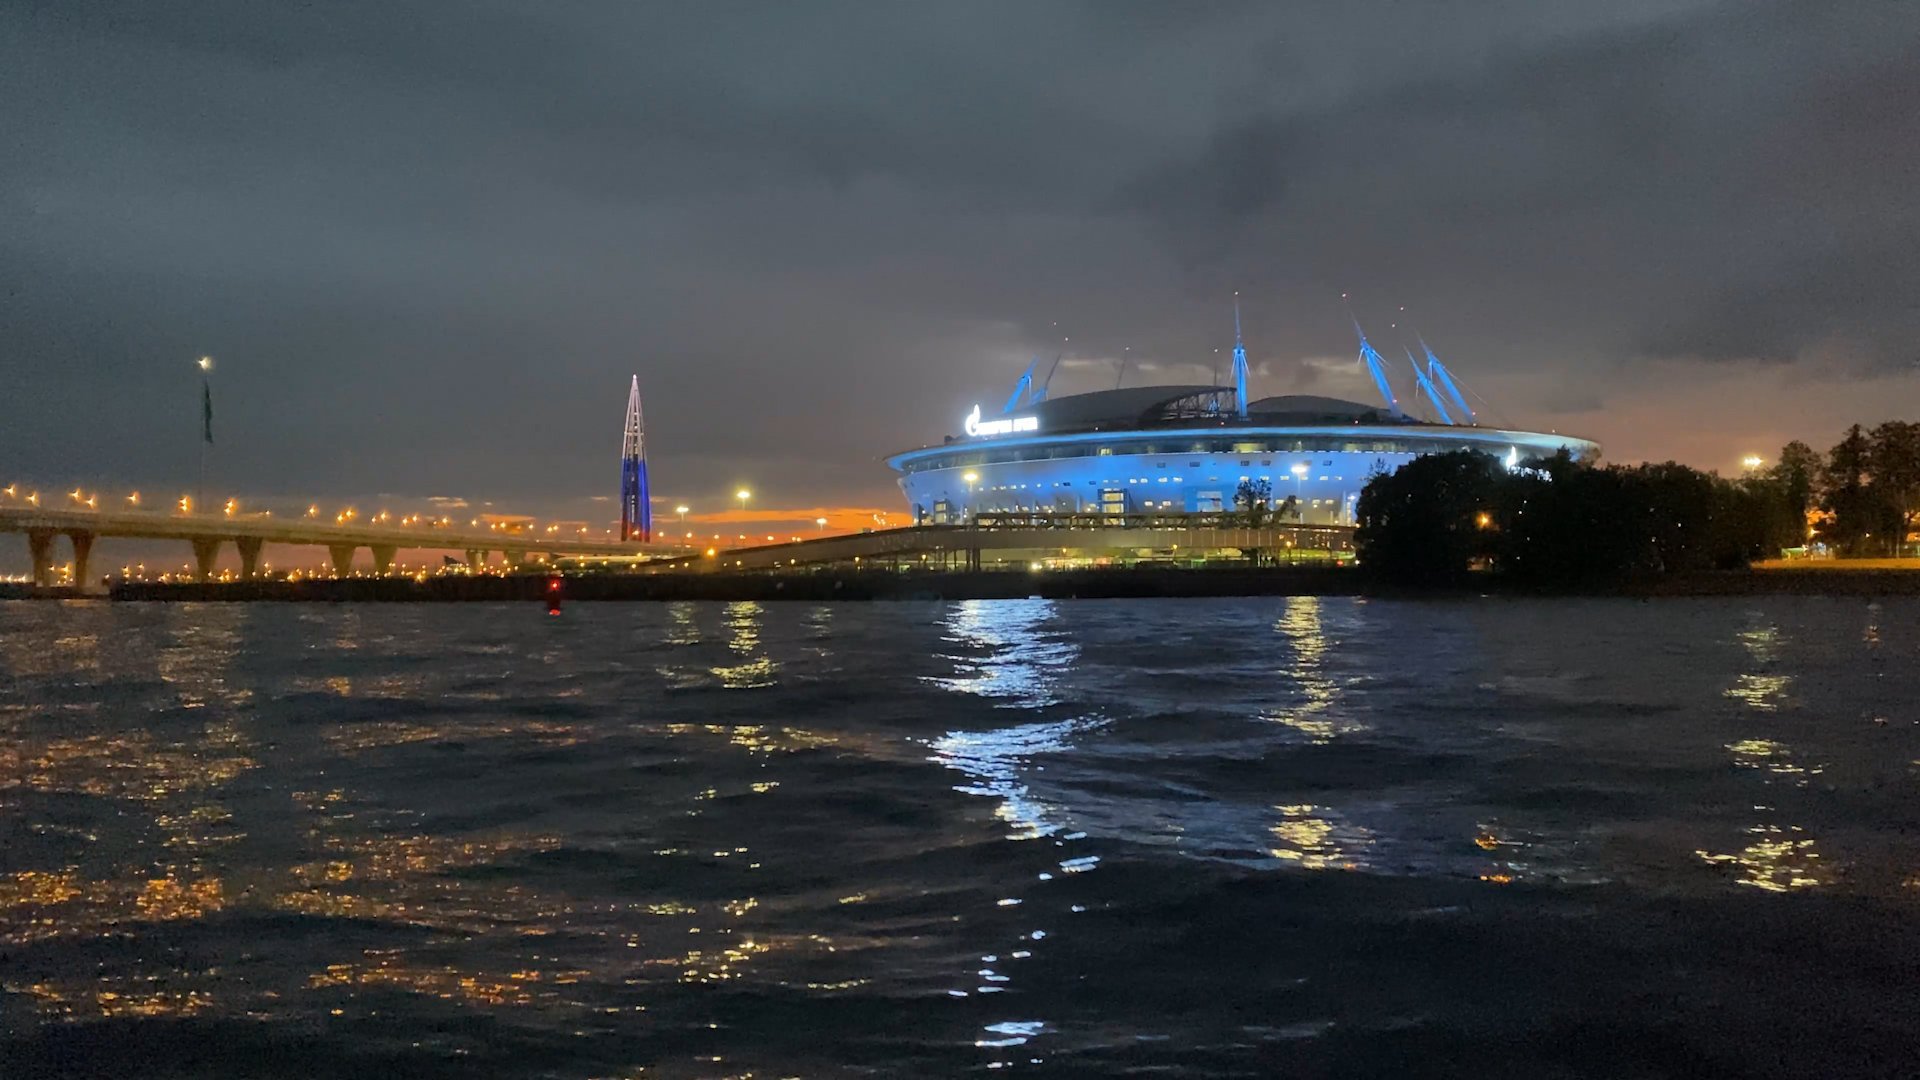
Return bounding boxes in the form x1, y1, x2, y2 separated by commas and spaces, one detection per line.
964, 405, 1039, 438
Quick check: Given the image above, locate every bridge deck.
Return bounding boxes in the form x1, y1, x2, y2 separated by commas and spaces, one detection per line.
0, 506, 680, 555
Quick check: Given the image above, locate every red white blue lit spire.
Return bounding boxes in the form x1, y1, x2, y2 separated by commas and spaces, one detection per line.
619, 376, 650, 542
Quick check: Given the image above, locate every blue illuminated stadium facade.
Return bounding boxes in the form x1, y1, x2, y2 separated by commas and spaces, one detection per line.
887, 385, 1599, 525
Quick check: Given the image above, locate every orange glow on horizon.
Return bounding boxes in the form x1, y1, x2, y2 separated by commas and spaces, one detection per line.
677, 506, 899, 533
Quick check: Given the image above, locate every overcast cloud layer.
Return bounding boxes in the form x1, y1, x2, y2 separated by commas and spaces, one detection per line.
4, 0, 1917, 524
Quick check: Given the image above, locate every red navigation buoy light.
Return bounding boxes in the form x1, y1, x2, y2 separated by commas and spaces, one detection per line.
545, 575, 563, 615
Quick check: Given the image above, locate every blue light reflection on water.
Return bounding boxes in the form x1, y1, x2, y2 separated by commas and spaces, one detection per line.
926, 598, 1096, 1063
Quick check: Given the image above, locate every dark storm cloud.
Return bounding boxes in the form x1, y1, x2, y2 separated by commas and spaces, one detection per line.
1127, 1, 1920, 372
2, 0, 1916, 532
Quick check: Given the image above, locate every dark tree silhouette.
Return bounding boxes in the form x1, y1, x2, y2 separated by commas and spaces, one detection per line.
1355, 451, 1501, 585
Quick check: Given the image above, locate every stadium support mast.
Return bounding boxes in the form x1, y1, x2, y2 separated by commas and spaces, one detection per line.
620, 376, 650, 542
1353, 321, 1404, 419
1406, 348, 1454, 424
1231, 294, 1250, 418
1422, 340, 1476, 424
1031, 353, 1062, 404
1004, 357, 1038, 414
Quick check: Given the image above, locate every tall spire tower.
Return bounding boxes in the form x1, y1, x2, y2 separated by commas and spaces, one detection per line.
1231, 293, 1250, 419
619, 376, 650, 542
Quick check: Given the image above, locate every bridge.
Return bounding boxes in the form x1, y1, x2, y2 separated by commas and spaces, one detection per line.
637, 513, 1355, 573
0, 505, 689, 585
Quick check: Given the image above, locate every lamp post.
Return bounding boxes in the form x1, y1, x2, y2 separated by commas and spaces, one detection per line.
1290, 462, 1308, 522
675, 504, 689, 524
196, 356, 213, 513
735, 489, 750, 523
815, 516, 828, 532
963, 471, 979, 521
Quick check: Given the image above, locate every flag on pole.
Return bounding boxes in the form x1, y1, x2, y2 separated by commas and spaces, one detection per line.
202, 380, 214, 445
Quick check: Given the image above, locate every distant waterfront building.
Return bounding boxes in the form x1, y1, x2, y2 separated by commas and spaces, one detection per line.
886, 318, 1598, 525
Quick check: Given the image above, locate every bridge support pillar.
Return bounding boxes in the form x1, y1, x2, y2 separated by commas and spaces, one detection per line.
68, 531, 95, 588
27, 528, 56, 586
465, 549, 484, 572
503, 549, 526, 568
191, 538, 222, 581
236, 537, 264, 579
370, 545, 397, 576
328, 544, 356, 577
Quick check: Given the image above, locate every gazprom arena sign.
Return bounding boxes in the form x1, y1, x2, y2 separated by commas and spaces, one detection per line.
963, 404, 1039, 438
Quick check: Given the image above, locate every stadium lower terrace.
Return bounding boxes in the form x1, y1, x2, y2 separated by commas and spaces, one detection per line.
888, 385, 1599, 526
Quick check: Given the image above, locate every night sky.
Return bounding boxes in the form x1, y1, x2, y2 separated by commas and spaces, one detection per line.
4, 1, 1918, 533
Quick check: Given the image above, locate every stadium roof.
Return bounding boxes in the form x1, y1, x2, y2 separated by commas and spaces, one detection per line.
1025, 385, 1231, 431
1242, 394, 1384, 421
1006, 386, 1399, 435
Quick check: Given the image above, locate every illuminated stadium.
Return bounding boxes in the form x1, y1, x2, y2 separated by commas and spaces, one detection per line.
886, 316, 1599, 525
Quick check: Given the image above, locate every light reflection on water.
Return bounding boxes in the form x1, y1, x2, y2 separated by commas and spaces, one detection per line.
926, 598, 1096, 1062
930, 598, 1077, 707
709, 600, 779, 688
3, 598, 1920, 1076
1268, 803, 1373, 870
1262, 595, 1362, 745
1696, 615, 1825, 892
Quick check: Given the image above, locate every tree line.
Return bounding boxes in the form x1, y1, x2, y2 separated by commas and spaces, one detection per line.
1354, 421, 1920, 586
1777, 422, 1920, 557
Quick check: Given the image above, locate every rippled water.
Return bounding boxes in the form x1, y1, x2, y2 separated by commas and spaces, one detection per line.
4, 597, 1920, 1077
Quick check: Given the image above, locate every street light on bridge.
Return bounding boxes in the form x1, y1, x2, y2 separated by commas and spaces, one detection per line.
735, 489, 751, 516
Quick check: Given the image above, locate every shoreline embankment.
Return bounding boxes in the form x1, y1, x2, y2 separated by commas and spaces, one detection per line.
5, 562, 1920, 602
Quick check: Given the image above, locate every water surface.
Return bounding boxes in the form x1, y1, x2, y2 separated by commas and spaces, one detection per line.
4, 597, 1918, 1077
